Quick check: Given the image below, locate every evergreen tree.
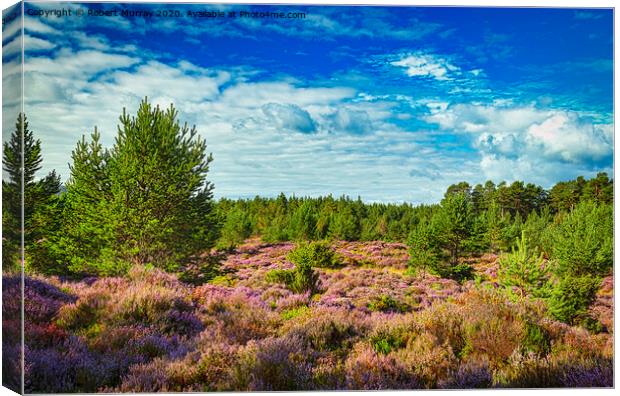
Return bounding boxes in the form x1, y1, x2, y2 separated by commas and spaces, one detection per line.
51, 99, 221, 274
550, 201, 613, 278
329, 205, 360, 241
217, 207, 253, 250
407, 218, 441, 277
435, 192, 473, 265
498, 231, 550, 298
288, 200, 317, 240
2, 114, 60, 271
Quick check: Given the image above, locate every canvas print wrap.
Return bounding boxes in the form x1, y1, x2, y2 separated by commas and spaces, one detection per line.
1, 1, 614, 393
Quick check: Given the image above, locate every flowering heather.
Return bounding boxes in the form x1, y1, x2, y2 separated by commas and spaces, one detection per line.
589, 275, 614, 332
10, 240, 614, 391
333, 241, 410, 269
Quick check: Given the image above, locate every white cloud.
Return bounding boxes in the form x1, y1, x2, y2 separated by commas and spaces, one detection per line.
261, 103, 317, 134
525, 113, 612, 163
329, 107, 373, 135
426, 102, 614, 185
3, 34, 56, 57
391, 53, 459, 81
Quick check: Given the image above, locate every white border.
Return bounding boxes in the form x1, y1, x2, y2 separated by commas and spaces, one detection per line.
0, 1, 617, 395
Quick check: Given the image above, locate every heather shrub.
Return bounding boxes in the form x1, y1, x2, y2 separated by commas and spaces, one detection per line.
344, 343, 421, 390
416, 303, 466, 357
368, 317, 415, 355
55, 300, 101, 331
192, 285, 280, 345
116, 358, 171, 392
192, 343, 240, 391
119, 342, 240, 392
234, 336, 315, 391
548, 275, 601, 325
367, 294, 407, 313
25, 337, 119, 393
495, 351, 613, 388
281, 305, 311, 320
287, 241, 342, 269
438, 359, 493, 389
2, 343, 22, 393
394, 332, 457, 388
521, 321, 551, 356
460, 295, 526, 365
283, 308, 371, 353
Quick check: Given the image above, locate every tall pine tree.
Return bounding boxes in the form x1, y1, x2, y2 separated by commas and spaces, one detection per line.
52, 99, 221, 274
2, 113, 60, 271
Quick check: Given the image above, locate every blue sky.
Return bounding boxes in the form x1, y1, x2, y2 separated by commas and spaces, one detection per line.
2, 2, 614, 203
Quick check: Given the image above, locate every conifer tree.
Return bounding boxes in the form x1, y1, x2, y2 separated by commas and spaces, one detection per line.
2, 114, 60, 271
53, 99, 221, 274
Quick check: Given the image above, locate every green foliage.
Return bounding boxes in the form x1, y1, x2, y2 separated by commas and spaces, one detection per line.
217, 207, 253, 250
484, 200, 507, 253
435, 192, 474, 265
408, 193, 475, 281
262, 214, 290, 243
280, 306, 311, 320
329, 206, 360, 241
548, 275, 600, 325
288, 201, 317, 240
520, 208, 553, 256
367, 295, 407, 313
2, 114, 61, 273
550, 201, 613, 278
287, 241, 341, 269
521, 321, 551, 356
549, 173, 612, 213
407, 218, 440, 276
369, 330, 406, 355
265, 245, 322, 294
48, 99, 220, 275
498, 231, 550, 299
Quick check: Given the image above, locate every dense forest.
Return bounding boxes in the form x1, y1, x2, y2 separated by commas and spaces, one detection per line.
2, 101, 614, 392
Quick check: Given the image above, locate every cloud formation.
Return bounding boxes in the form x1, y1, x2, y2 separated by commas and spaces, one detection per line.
391, 53, 459, 81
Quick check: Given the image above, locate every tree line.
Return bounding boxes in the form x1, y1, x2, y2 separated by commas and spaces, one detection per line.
2, 100, 613, 294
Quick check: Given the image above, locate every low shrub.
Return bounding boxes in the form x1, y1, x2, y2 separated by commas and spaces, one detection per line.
344, 344, 421, 390
265, 262, 319, 294
548, 275, 600, 325
287, 241, 342, 269
284, 308, 371, 353
367, 294, 407, 313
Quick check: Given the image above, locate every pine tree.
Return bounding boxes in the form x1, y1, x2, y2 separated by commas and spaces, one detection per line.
2, 113, 60, 271
51, 99, 221, 274
51, 129, 119, 274
436, 192, 473, 265
550, 200, 613, 278
217, 207, 253, 250
498, 231, 550, 298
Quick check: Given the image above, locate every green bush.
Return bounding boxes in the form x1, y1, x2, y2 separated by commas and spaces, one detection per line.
367, 295, 407, 313
548, 275, 600, 325
265, 262, 319, 295
521, 321, 551, 356
281, 306, 311, 320
369, 331, 407, 355
287, 241, 341, 269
